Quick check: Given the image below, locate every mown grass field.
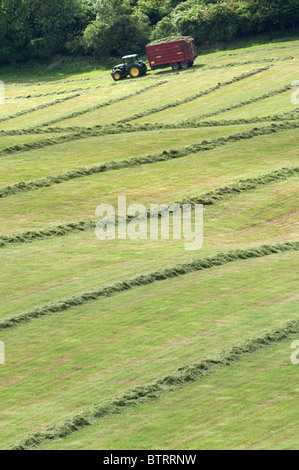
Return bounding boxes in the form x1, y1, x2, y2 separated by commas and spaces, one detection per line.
0, 35, 298, 450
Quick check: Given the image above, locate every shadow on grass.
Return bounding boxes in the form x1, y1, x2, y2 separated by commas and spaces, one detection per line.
1, 27, 298, 84
198, 27, 299, 57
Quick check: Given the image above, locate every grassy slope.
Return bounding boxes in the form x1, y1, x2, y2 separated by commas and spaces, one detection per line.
135, 62, 298, 124
0, 253, 298, 448
54, 65, 268, 127
0, 36, 298, 450
40, 340, 299, 450
0, 129, 298, 234
0, 125, 257, 185
0, 133, 65, 149
0, 178, 297, 318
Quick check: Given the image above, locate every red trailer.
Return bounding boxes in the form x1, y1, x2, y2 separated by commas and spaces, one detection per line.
146, 36, 197, 72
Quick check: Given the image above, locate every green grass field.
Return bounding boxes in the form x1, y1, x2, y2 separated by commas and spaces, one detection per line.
0, 35, 298, 450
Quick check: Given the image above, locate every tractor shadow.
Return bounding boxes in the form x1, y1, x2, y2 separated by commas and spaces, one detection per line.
154, 64, 206, 77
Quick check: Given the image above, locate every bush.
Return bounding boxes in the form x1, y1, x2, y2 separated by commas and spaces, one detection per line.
84, 12, 151, 58
0, 0, 95, 64
153, 0, 299, 45
247, 0, 299, 31
150, 17, 180, 41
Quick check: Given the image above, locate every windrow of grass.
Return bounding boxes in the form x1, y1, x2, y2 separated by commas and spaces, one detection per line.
40, 339, 299, 450
134, 60, 298, 124
200, 56, 297, 70
182, 85, 293, 124
46, 107, 299, 133
1, 121, 297, 199
10, 316, 299, 450
0, 133, 66, 150
34, 80, 167, 129
0, 241, 298, 331
208, 90, 299, 121
0, 94, 69, 119
5, 87, 94, 101
0, 166, 297, 248
0, 105, 297, 140
5, 80, 122, 100
55, 64, 276, 128
5, 74, 107, 88
0, 127, 297, 234
203, 43, 299, 61
0, 176, 297, 318
4, 77, 126, 102
0, 129, 102, 158
0, 92, 82, 124
0, 249, 297, 448
0, 79, 166, 131
0, 37, 297, 452
0, 126, 251, 181
116, 67, 270, 124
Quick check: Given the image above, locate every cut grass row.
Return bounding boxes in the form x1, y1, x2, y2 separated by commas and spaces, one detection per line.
182, 84, 292, 124
203, 43, 299, 60
0, 240, 297, 331
6, 86, 94, 100
202, 56, 297, 68
0, 166, 297, 248
1, 37, 297, 452
1, 121, 297, 199
0, 79, 165, 131
0, 126, 255, 186
0, 106, 297, 140
41, 339, 299, 450
4, 78, 136, 101
1, 64, 267, 130
10, 316, 299, 450
53, 63, 286, 128
0, 250, 297, 448
5, 61, 292, 131
0, 133, 66, 150
116, 67, 270, 124
33, 80, 167, 129
0, 128, 297, 234
0, 93, 82, 124
0, 176, 297, 318
134, 61, 298, 125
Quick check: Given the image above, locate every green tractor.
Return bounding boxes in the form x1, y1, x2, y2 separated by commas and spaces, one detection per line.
111, 54, 147, 81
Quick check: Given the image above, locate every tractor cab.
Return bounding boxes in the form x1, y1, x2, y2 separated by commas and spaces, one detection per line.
111, 54, 147, 81
122, 54, 139, 67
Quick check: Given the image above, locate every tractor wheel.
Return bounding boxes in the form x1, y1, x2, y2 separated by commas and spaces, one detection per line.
171, 63, 180, 71
141, 64, 147, 76
129, 65, 142, 78
112, 70, 123, 81
180, 61, 189, 70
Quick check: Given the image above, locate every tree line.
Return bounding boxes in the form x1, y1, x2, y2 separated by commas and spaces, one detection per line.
0, 0, 298, 64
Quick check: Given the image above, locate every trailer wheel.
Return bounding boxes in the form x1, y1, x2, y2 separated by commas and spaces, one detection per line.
141, 63, 147, 75
112, 70, 123, 81
171, 63, 180, 71
180, 62, 189, 70
188, 61, 194, 67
